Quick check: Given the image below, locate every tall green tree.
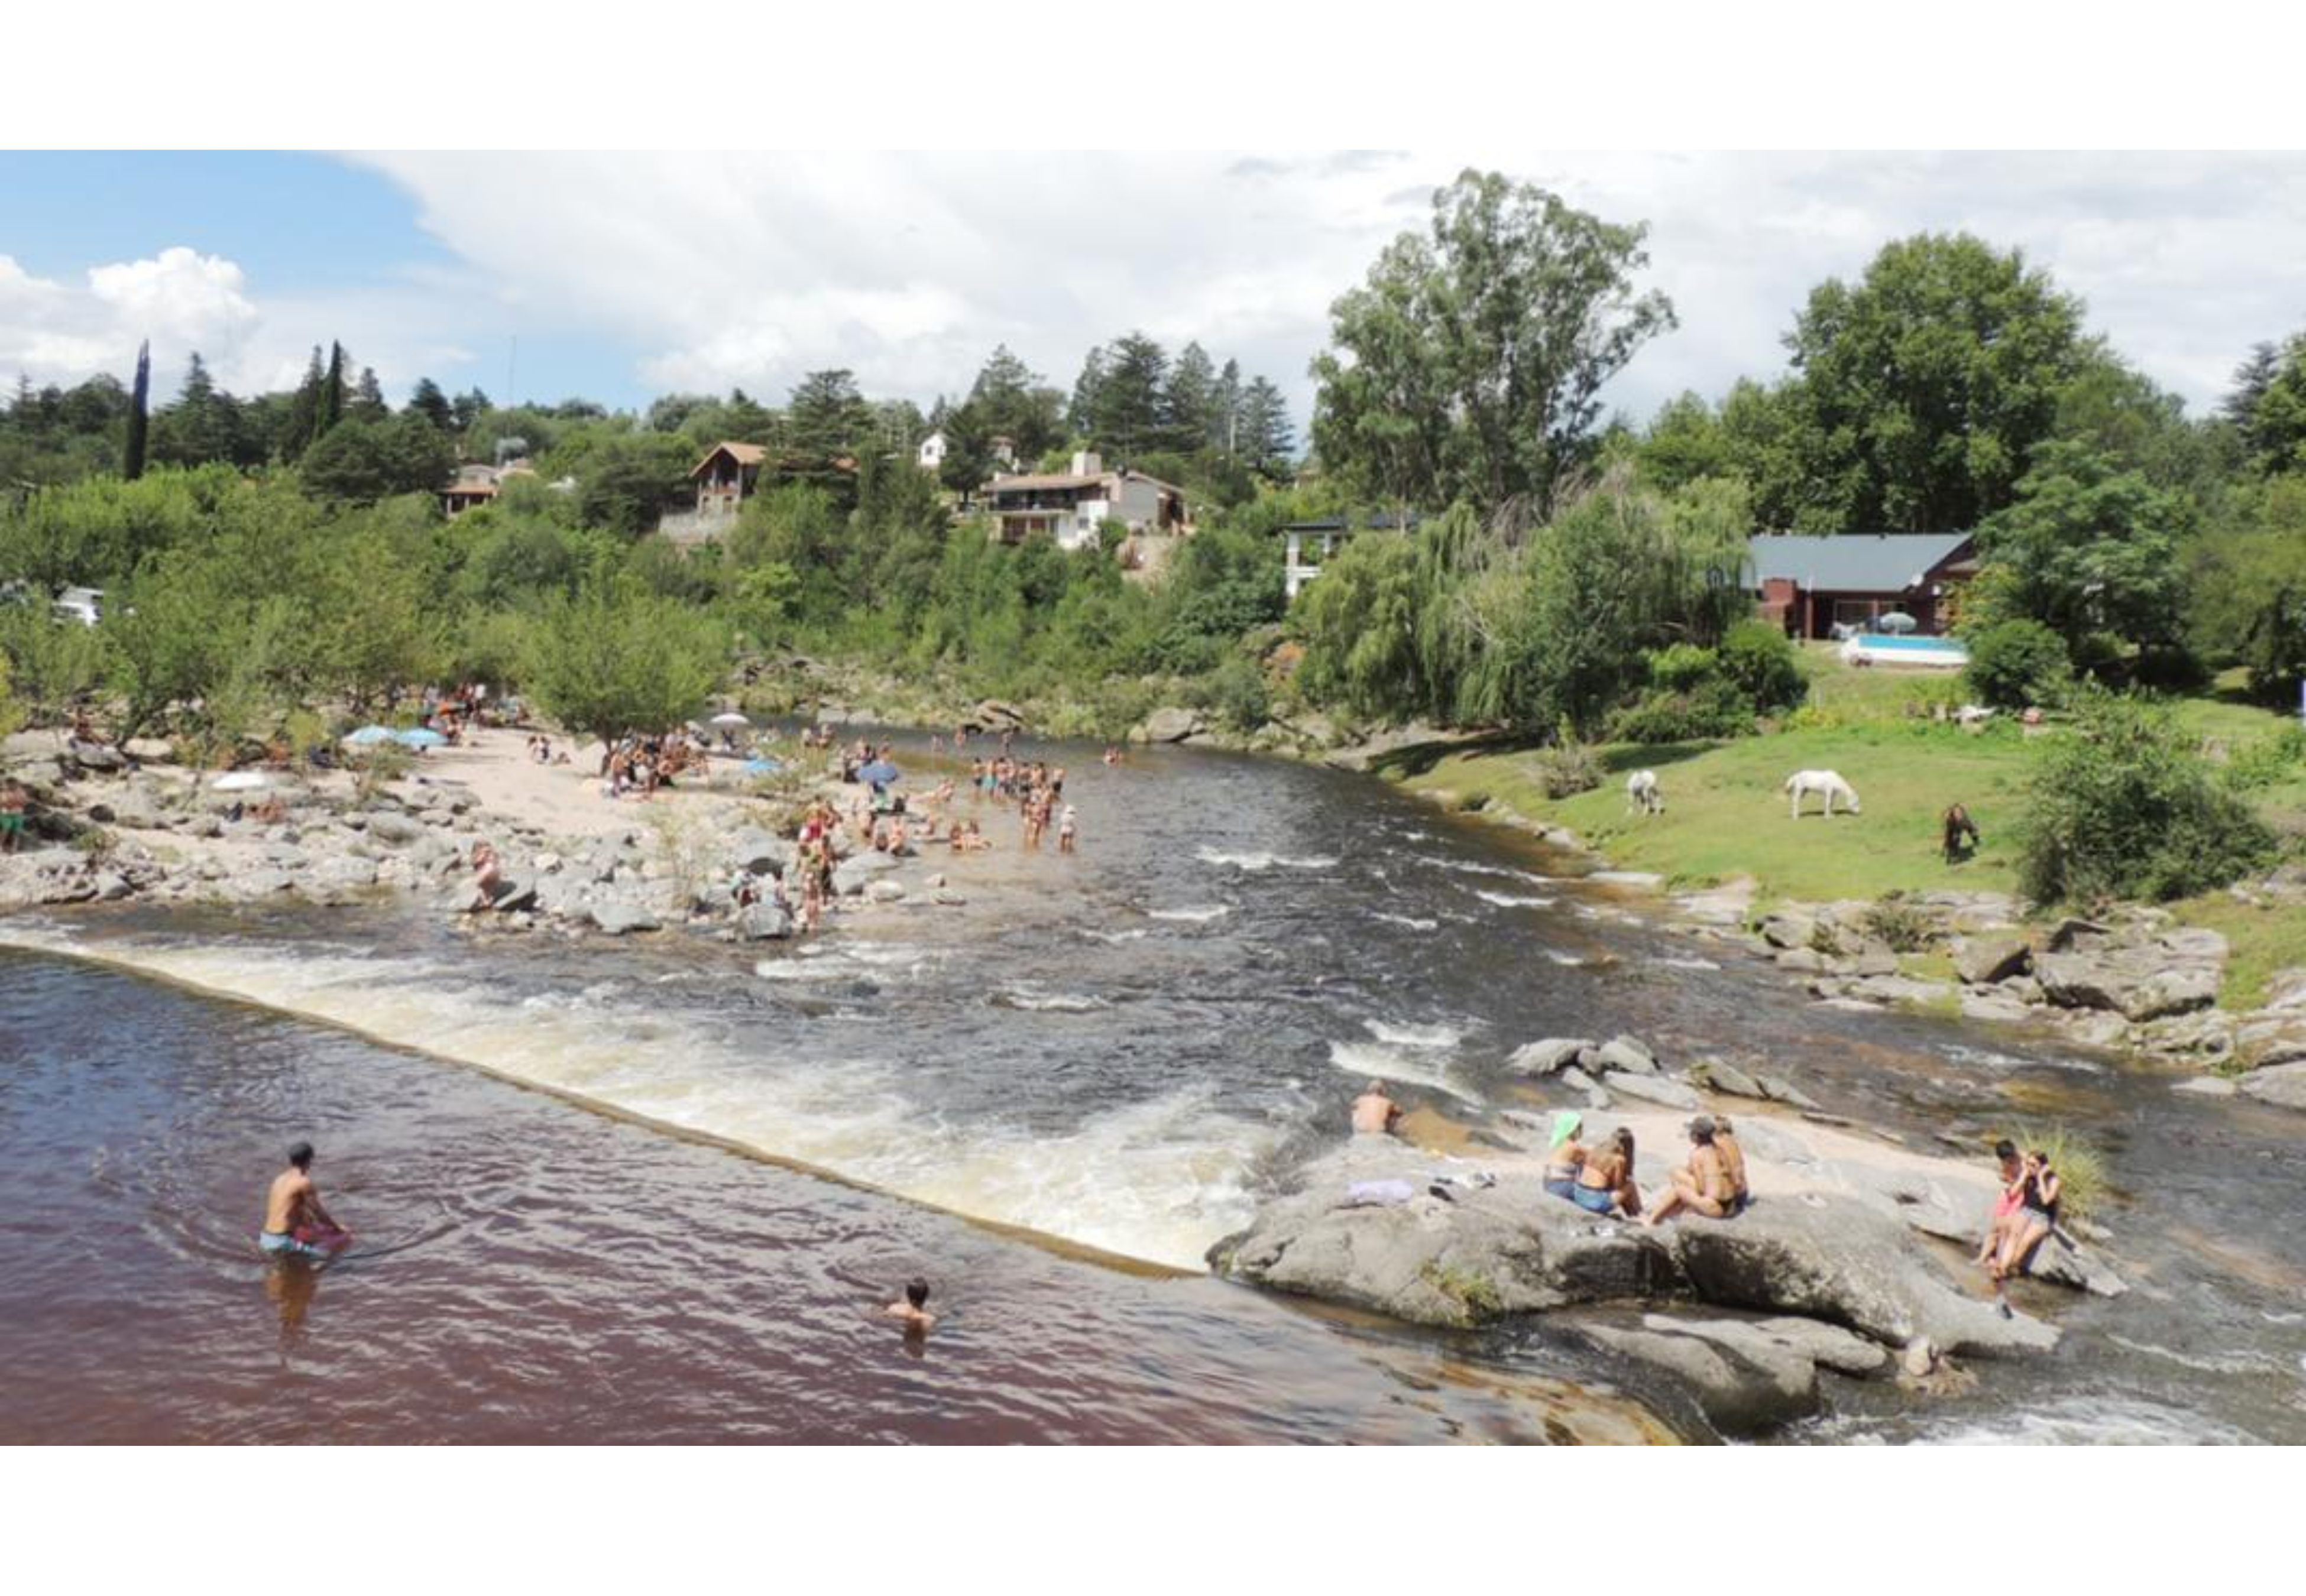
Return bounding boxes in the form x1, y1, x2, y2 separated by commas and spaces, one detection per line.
1973, 440, 2191, 657
1776, 233, 2089, 532
525, 579, 728, 764
1161, 341, 1220, 455
1086, 333, 1168, 459
407, 377, 456, 436
122, 342, 151, 481
2223, 329, 2306, 474
1312, 170, 1676, 516
153, 353, 245, 468
1235, 377, 1295, 480
348, 365, 390, 424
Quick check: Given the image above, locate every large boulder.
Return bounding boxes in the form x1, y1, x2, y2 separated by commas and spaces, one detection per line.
363, 811, 429, 846
1602, 1072, 1703, 1111
1136, 706, 1204, 744
1505, 1037, 1592, 1076
1757, 911, 1818, 952
1952, 935, 2032, 987
737, 903, 793, 941
588, 901, 660, 935
2239, 1061, 2306, 1111
1584, 1035, 1659, 1076
831, 850, 903, 897
1686, 1057, 1769, 1100
1210, 1144, 2057, 1361
1575, 1320, 1818, 1433
2035, 932, 2224, 1022
724, 828, 791, 875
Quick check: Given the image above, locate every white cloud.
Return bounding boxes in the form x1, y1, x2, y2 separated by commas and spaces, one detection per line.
11, 154, 2306, 433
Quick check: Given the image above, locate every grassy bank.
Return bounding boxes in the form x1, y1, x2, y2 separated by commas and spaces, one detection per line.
1371, 648, 2306, 1008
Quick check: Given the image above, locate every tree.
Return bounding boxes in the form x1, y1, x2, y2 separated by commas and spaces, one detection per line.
1162, 341, 1220, 455
1973, 440, 2191, 657
2224, 329, 2306, 474
348, 365, 390, 424
574, 432, 692, 537
284, 346, 327, 458
525, 579, 728, 763
153, 353, 244, 468
1068, 349, 1106, 439
785, 369, 871, 463
451, 387, 491, 436
2189, 473, 2306, 703
1777, 233, 2089, 532
1963, 618, 2072, 710
122, 341, 151, 481
1235, 377, 1295, 480
407, 377, 455, 435
298, 414, 456, 505
316, 342, 346, 445
1312, 170, 1676, 516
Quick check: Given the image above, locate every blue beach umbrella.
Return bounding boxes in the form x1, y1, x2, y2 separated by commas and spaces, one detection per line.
857, 759, 901, 786
342, 725, 395, 745
394, 727, 447, 749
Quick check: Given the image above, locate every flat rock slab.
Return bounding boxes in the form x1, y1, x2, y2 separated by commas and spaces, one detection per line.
2239, 1061, 2306, 1111
1507, 1037, 1592, 1076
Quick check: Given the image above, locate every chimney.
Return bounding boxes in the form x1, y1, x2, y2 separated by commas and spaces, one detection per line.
1071, 449, 1101, 478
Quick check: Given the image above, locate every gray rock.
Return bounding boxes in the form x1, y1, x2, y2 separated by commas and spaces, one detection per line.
1773, 947, 1829, 974
235, 868, 295, 898
1585, 1034, 1659, 1076
487, 874, 537, 914
1212, 1144, 2057, 1364
1506, 1037, 1593, 1076
737, 903, 793, 940
364, 812, 428, 846
587, 901, 660, 935
2048, 1008, 2132, 1050
90, 870, 133, 901
1602, 1071, 1703, 1110
1136, 706, 1204, 744
2036, 938, 2223, 1021
1758, 911, 1818, 951
863, 878, 906, 903
1685, 1057, 1769, 1100
2236, 1014, 2306, 1070
1578, 1322, 1817, 1433
1755, 1073, 1821, 1111
1557, 1065, 1611, 1107
1952, 935, 2032, 986
1750, 1315, 1892, 1377
1847, 974, 1959, 1008
2262, 968, 2306, 1014
831, 850, 903, 897
1961, 991, 2035, 1024
2238, 1061, 2306, 1111
724, 827, 790, 875
2171, 1076, 2239, 1098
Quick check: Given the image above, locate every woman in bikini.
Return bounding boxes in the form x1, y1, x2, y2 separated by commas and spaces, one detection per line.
1990, 1149, 2062, 1284
1542, 1111, 1588, 1203
1572, 1127, 1640, 1218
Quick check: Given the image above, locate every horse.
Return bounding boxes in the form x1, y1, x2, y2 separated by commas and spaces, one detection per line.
1942, 802, 1980, 862
1784, 769, 1860, 819
1625, 768, 1664, 816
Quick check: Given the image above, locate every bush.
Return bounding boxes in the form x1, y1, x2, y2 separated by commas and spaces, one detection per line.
1719, 619, 1807, 712
1204, 656, 1271, 735
2227, 724, 2306, 791
1608, 679, 1752, 744
1964, 619, 2071, 711
2017, 691, 2278, 905
1532, 737, 1604, 798
1646, 643, 1721, 694
1862, 893, 1940, 953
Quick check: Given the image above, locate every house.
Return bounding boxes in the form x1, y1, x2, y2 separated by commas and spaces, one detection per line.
690, 440, 767, 521
1277, 511, 1424, 601
919, 430, 1016, 475
982, 450, 1187, 553
439, 458, 539, 517
1748, 533, 1978, 638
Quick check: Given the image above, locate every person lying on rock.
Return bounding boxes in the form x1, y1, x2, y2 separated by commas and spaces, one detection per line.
1542, 1111, 1589, 1202
1972, 1140, 2025, 1270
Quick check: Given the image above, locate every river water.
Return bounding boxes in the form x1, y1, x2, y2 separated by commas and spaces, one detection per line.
2, 737, 2301, 1442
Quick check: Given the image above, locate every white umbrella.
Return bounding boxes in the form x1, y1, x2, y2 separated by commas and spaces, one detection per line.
710, 711, 752, 728
210, 771, 269, 791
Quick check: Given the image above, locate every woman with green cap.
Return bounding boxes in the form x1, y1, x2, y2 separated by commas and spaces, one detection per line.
1542, 1111, 1588, 1204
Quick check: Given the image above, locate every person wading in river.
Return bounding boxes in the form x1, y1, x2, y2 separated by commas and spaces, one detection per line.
260, 1142, 352, 1260
1351, 1081, 1404, 1136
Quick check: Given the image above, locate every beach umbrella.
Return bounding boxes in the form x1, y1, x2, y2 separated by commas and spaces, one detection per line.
857, 759, 901, 786
210, 771, 269, 791
1877, 612, 1918, 635
394, 727, 447, 749
342, 725, 395, 745
710, 711, 752, 728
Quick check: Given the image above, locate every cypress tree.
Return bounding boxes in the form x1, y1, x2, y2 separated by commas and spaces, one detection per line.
122, 340, 151, 480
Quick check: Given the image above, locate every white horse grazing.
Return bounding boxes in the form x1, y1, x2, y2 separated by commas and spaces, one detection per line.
1626, 768, 1664, 816
1784, 768, 1860, 818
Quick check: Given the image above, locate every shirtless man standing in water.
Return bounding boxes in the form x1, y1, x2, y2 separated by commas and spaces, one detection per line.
260, 1142, 351, 1260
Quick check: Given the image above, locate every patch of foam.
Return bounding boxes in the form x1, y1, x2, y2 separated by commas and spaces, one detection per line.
1363, 1017, 1465, 1049
1196, 848, 1339, 872
1911, 1395, 2265, 1446
1659, 956, 1720, 971
1326, 1039, 1478, 1103
990, 985, 1110, 1013
1543, 951, 1590, 967
1087, 927, 1149, 943
1474, 890, 1557, 909
1148, 905, 1230, 923
2106, 1335, 2278, 1378
1419, 855, 1557, 885
1374, 913, 1439, 932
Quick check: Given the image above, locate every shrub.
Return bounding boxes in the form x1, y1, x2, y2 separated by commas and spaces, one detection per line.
1532, 738, 1603, 798
1204, 656, 1271, 735
1719, 619, 1807, 712
1646, 643, 1721, 695
1965, 619, 2071, 711
2226, 724, 2306, 791
1608, 679, 1751, 744
1862, 893, 1939, 953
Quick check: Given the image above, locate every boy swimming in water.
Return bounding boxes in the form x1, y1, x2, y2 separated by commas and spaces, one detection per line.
260, 1142, 352, 1260
884, 1277, 936, 1332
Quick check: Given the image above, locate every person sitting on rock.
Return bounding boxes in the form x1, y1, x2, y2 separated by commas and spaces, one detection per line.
1714, 1115, 1750, 1213
1542, 1111, 1589, 1202
1641, 1117, 1738, 1227
1973, 1140, 2026, 1270
1350, 1081, 1404, 1136
1988, 1149, 2062, 1313
466, 840, 504, 911
1571, 1127, 1639, 1218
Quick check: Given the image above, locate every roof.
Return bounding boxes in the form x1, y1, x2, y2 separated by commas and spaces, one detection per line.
692, 441, 768, 476
1279, 511, 1427, 536
1747, 533, 1974, 592
986, 468, 1184, 497
442, 481, 498, 499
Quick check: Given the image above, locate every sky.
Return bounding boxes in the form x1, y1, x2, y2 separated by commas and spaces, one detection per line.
2, 150, 2302, 433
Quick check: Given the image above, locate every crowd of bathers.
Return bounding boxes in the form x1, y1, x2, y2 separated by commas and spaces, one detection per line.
603, 731, 702, 799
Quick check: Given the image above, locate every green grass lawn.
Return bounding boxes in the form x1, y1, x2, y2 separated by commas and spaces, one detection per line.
1373, 652, 2306, 1004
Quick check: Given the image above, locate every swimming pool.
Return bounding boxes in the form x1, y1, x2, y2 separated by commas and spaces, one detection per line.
1839, 632, 1968, 667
